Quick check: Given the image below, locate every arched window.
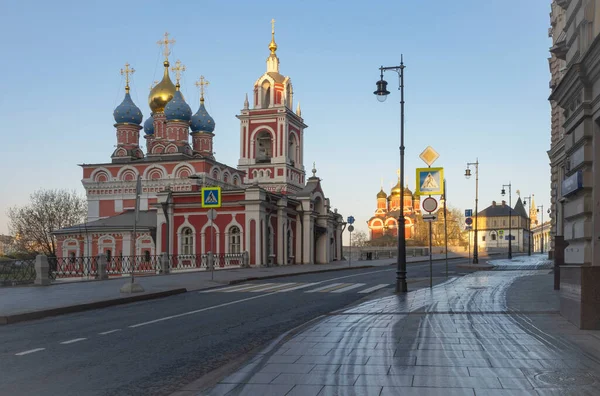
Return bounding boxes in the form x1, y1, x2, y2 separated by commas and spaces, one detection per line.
261, 80, 271, 108
491, 233, 497, 241
181, 228, 193, 255
255, 131, 273, 163
229, 226, 241, 254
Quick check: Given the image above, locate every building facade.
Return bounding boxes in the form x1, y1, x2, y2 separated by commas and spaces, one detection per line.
469, 199, 529, 253
367, 178, 421, 240
54, 25, 344, 267
548, 0, 600, 329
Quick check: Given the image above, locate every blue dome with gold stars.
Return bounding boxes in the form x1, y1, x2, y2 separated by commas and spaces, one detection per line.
113, 92, 143, 124
164, 90, 192, 122
143, 116, 154, 135
190, 101, 215, 133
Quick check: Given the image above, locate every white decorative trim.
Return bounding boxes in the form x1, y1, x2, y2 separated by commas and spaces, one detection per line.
172, 162, 195, 179
117, 165, 139, 181
143, 164, 168, 180
177, 217, 196, 256
90, 167, 113, 182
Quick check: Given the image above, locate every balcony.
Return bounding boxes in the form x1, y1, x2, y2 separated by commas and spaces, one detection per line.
550, 31, 568, 60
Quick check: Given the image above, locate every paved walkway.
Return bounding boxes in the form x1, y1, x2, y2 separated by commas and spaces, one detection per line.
0, 251, 491, 323
191, 255, 600, 396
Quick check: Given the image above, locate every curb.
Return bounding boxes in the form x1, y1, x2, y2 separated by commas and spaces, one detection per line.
456, 264, 495, 270
0, 288, 187, 325
227, 265, 376, 285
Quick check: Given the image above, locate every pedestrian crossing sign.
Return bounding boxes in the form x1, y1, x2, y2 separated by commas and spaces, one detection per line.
201, 186, 222, 208
415, 167, 444, 196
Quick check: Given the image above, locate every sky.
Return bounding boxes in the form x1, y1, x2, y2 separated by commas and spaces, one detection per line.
0, 0, 553, 242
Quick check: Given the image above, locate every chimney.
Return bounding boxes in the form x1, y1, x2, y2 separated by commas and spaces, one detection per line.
502, 200, 506, 206
492, 201, 496, 207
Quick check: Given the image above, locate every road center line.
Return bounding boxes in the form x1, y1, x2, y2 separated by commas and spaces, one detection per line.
98, 329, 121, 335
15, 348, 45, 356
129, 292, 282, 328
60, 338, 87, 344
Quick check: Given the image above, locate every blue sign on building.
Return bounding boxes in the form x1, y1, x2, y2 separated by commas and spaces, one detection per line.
562, 170, 583, 197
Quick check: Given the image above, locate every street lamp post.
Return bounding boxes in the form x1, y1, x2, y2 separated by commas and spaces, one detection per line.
523, 195, 532, 256
501, 183, 512, 259
539, 205, 544, 253
374, 56, 407, 293
465, 160, 479, 264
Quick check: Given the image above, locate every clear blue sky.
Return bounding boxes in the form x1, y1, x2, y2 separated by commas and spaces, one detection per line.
0, 0, 553, 241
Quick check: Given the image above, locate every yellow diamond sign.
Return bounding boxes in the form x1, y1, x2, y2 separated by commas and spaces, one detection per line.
419, 146, 439, 167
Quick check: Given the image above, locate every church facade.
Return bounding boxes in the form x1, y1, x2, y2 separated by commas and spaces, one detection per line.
53, 24, 345, 266
367, 178, 421, 240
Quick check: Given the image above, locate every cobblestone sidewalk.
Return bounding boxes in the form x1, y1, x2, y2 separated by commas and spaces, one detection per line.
191, 256, 600, 396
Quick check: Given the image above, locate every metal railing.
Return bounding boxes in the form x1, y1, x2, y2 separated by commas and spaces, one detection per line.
169, 253, 245, 271
0, 259, 36, 286
48, 256, 99, 280
106, 255, 161, 275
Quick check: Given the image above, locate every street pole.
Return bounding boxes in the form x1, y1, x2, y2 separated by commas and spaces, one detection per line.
211, 216, 215, 280
538, 205, 544, 254
502, 183, 512, 259
349, 231, 352, 267
429, 221, 433, 288
443, 178, 448, 278
465, 160, 479, 264
524, 195, 532, 256
374, 57, 407, 293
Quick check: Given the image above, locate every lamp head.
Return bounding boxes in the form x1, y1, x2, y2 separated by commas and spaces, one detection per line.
464, 168, 471, 179
374, 78, 390, 102
501, 188, 506, 196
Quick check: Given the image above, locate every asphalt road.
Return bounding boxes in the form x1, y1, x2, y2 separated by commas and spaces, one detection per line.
0, 257, 478, 396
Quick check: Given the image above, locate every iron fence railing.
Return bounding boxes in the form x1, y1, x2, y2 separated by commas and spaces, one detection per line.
106, 255, 161, 275
0, 259, 36, 286
169, 253, 245, 271
215, 253, 244, 268
48, 256, 99, 280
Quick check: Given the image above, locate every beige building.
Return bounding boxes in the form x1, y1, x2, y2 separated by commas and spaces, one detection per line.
469, 199, 530, 253
548, 0, 600, 329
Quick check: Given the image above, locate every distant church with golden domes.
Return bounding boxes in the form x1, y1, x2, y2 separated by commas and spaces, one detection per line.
53, 22, 345, 267
367, 171, 421, 240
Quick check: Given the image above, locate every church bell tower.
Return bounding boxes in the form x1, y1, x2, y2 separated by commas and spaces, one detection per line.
237, 20, 307, 194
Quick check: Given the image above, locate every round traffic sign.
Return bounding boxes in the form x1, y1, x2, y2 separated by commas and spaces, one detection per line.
207, 209, 218, 221
465, 217, 473, 225
422, 197, 438, 213
348, 225, 354, 232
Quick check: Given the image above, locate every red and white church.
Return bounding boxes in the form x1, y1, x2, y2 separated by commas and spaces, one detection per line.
54, 26, 345, 266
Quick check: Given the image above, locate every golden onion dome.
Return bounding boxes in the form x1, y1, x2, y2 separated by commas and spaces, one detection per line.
404, 185, 413, 196
148, 61, 176, 113
391, 181, 401, 196
377, 188, 387, 199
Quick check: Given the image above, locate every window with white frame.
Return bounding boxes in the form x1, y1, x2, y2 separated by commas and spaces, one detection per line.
229, 226, 241, 254
181, 227, 194, 255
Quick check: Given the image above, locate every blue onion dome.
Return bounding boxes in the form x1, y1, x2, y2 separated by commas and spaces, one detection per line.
143, 115, 155, 135
190, 99, 216, 133
164, 88, 192, 122
113, 92, 143, 124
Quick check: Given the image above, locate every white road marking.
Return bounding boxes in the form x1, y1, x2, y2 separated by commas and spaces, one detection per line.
60, 338, 87, 345
276, 282, 319, 292
305, 283, 344, 293
249, 283, 296, 292
331, 283, 366, 293
98, 329, 121, 335
358, 284, 390, 294
222, 283, 276, 293
15, 348, 45, 356
129, 292, 283, 328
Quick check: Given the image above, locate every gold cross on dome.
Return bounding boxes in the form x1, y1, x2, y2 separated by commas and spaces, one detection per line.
195, 75, 210, 102
396, 169, 401, 180
271, 18, 275, 34
171, 59, 186, 86
120, 62, 135, 93
157, 32, 176, 61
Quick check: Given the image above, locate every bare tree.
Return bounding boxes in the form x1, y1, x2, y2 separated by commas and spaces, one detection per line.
413, 206, 467, 247
350, 230, 369, 247
7, 189, 87, 257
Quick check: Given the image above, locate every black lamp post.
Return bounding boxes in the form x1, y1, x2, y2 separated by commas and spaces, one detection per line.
537, 205, 548, 254
501, 183, 512, 259
523, 195, 532, 256
374, 56, 407, 293
465, 160, 479, 264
